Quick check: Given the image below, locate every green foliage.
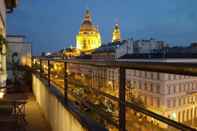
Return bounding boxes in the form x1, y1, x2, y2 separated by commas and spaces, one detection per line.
0, 35, 6, 45
0, 34, 8, 55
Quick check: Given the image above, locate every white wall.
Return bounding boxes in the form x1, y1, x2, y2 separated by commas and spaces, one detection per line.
32, 74, 87, 131
7, 36, 32, 67
0, 0, 6, 28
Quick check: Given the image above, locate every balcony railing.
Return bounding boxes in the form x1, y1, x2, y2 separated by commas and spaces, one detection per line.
30, 57, 197, 131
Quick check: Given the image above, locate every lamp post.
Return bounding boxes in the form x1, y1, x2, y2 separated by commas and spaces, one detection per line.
119, 68, 126, 131
64, 62, 68, 102
47, 60, 50, 87
192, 101, 195, 126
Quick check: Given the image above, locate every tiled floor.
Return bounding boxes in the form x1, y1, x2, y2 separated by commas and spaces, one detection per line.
25, 95, 51, 131
0, 93, 51, 131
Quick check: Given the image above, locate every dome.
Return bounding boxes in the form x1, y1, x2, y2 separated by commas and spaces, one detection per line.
79, 9, 98, 32
76, 9, 101, 52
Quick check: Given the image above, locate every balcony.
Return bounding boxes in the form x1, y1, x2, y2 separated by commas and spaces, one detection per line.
29, 57, 197, 131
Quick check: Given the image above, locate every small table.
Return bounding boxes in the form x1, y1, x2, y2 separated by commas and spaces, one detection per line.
0, 99, 27, 128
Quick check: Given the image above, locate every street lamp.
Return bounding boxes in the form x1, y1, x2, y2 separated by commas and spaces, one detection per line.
191, 101, 195, 126
0, 88, 5, 99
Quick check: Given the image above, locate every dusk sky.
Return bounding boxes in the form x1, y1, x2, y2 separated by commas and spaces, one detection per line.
7, 0, 197, 55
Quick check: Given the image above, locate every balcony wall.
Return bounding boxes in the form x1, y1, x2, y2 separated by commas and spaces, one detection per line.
32, 74, 86, 131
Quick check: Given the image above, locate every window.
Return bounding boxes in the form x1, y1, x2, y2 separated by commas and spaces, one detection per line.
168, 74, 171, 80
145, 72, 147, 78
150, 73, 153, 79
172, 85, 175, 94
157, 73, 160, 80
156, 84, 160, 93
179, 84, 181, 92
139, 71, 141, 77
134, 70, 136, 76
167, 99, 171, 108
144, 82, 147, 90
157, 98, 160, 108
173, 99, 176, 107
183, 98, 186, 105
139, 81, 141, 89
150, 83, 153, 92
173, 75, 176, 80
168, 85, 170, 94
178, 98, 181, 106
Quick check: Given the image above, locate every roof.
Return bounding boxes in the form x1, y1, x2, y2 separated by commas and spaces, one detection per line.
76, 54, 92, 59
93, 41, 125, 53
7, 34, 26, 38
120, 53, 197, 59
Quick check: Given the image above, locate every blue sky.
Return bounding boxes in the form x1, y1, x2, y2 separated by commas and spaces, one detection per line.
7, 0, 197, 55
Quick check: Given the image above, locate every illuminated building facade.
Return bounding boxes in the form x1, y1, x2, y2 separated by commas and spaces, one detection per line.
63, 47, 80, 59
112, 24, 121, 42
120, 58, 197, 127
76, 10, 101, 52
6, 35, 32, 67
126, 69, 197, 126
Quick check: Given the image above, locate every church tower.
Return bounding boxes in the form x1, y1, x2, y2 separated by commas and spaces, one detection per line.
112, 24, 121, 42
76, 10, 101, 52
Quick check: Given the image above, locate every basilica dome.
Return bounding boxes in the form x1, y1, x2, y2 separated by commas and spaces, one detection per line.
76, 10, 101, 52
79, 10, 98, 33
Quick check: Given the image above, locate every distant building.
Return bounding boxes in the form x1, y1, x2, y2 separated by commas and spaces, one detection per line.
76, 10, 101, 52
62, 47, 80, 59
112, 24, 121, 43
92, 39, 134, 60
7, 35, 32, 67
69, 35, 197, 127
133, 38, 168, 54
118, 56, 197, 127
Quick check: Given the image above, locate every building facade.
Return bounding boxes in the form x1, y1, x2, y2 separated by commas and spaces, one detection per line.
92, 39, 134, 60
76, 10, 101, 52
133, 38, 168, 54
126, 69, 197, 123
7, 35, 32, 67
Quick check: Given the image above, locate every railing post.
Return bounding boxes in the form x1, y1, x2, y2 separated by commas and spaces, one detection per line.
48, 60, 50, 87
119, 68, 126, 131
31, 57, 33, 68
64, 62, 68, 103
40, 59, 42, 76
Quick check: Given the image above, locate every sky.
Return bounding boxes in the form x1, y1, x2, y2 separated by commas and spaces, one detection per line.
7, 0, 197, 55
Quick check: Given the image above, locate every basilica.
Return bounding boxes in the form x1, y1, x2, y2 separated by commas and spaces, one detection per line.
76, 9, 121, 53
76, 10, 102, 52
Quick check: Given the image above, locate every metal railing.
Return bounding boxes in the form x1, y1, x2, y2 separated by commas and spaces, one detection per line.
31, 57, 197, 131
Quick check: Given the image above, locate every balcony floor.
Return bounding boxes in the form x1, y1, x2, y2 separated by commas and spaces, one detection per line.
0, 93, 51, 131
25, 94, 51, 131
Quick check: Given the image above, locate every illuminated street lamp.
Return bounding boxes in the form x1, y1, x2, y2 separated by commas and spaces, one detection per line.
191, 101, 195, 126
0, 88, 5, 99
